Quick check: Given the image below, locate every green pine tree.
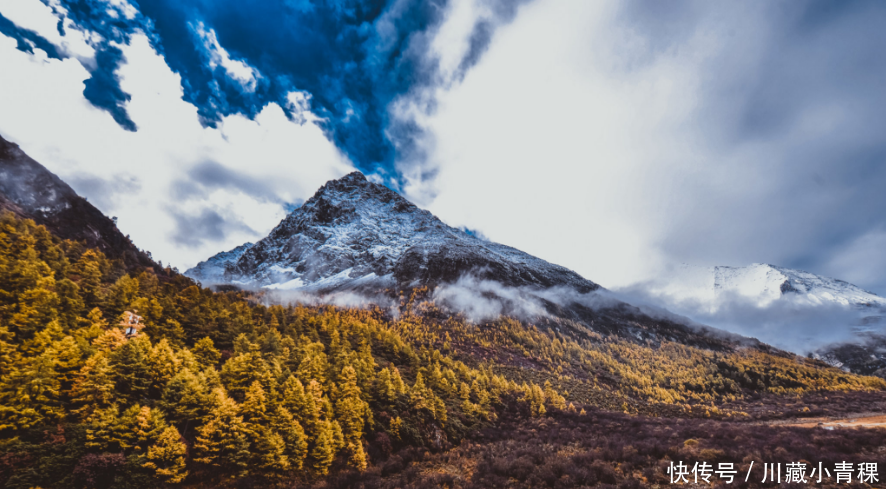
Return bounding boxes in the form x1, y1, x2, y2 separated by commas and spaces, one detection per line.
110, 335, 152, 399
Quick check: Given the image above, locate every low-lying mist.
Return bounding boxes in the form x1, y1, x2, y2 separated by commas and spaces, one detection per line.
258, 287, 399, 311
430, 275, 623, 324
615, 283, 885, 354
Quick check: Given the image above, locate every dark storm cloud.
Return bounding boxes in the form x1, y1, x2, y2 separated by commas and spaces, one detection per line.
82, 43, 137, 131
618, 0, 886, 294
45, 0, 458, 175
37, 0, 142, 131
168, 207, 257, 248
0, 11, 64, 59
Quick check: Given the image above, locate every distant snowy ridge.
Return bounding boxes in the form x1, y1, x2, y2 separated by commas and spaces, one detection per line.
618, 262, 886, 361
643, 263, 886, 312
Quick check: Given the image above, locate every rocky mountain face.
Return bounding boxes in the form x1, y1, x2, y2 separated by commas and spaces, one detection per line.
187, 172, 746, 351
0, 134, 155, 270
184, 242, 253, 285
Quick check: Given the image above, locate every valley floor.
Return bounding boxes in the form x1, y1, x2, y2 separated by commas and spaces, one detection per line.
311, 398, 886, 489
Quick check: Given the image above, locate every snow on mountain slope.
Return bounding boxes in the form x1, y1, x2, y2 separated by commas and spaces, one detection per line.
647, 263, 886, 312
184, 172, 761, 352
186, 172, 599, 295
619, 263, 886, 356
184, 242, 253, 285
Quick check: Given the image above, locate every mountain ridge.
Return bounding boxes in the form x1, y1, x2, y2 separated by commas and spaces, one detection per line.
0, 134, 156, 271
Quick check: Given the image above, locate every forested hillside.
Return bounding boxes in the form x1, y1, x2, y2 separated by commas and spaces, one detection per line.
0, 211, 883, 488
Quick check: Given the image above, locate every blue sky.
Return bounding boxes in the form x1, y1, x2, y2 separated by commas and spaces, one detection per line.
1, 0, 886, 297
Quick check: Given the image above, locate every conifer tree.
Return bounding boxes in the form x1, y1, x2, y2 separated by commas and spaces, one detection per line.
73, 250, 103, 310
331, 419, 345, 452
0, 349, 63, 430
347, 440, 368, 472
310, 418, 337, 475
148, 338, 180, 394
335, 365, 369, 443
390, 366, 407, 395
78, 307, 107, 345
410, 372, 429, 411
270, 406, 308, 469
0, 325, 17, 379
55, 278, 84, 329
194, 388, 252, 475
110, 335, 152, 399
92, 327, 126, 352
281, 375, 314, 429
192, 336, 221, 370
240, 380, 268, 424
354, 338, 376, 392
8, 251, 59, 338
176, 347, 197, 372
296, 342, 329, 386
459, 382, 471, 401
251, 425, 290, 474
104, 275, 140, 319
543, 381, 567, 410
431, 391, 448, 423
132, 405, 170, 451
233, 333, 258, 355
86, 403, 168, 452
260, 326, 283, 357
144, 426, 188, 484
389, 416, 402, 441
528, 384, 547, 417
70, 352, 116, 419
23, 318, 64, 356
53, 336, 84, 397
306, 379, 326, 412
161, 367, 211, 426
376, 368, 395, 403
31, 225, 67, 278
85, 404, 124, 450
220, 350, 269, 401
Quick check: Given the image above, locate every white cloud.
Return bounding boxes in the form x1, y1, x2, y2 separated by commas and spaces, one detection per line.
404, 0, 692, 288
0, 3, 353, 269
402, 0, 886, 297
191, 22, 261, 92
0, 0, 95, 58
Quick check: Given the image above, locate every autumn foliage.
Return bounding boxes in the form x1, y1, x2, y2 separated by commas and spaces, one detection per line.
0, 212, 883, 488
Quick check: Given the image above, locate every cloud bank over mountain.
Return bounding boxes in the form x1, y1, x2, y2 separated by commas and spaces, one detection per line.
410, 0, 886, 295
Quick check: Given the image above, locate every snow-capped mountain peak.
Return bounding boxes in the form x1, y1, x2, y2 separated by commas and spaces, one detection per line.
186, 171, 598, 294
